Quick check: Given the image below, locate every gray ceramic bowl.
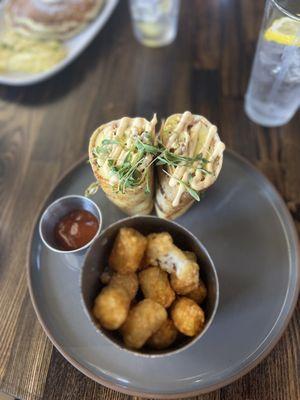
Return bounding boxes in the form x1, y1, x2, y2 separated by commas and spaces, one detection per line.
80, 215, 219, 357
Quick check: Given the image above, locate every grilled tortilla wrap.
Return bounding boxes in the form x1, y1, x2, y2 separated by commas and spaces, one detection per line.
89, 116, 157, 215
155, 111, 225, 219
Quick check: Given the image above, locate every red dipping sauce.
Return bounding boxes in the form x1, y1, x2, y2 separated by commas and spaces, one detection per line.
54, 209, 99, 251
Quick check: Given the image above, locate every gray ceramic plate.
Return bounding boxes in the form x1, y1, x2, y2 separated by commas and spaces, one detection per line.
28, 151, 299, 398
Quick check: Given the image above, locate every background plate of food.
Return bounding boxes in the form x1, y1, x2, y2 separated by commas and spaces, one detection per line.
0, 0, 119, 86
27, 112, 299, 397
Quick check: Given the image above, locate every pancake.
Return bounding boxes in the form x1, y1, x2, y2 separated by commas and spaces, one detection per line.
5, 0, 105, 40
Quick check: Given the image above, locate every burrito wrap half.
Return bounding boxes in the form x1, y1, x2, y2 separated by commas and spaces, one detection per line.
89, 116, 157, 215
155, 111, 225, 219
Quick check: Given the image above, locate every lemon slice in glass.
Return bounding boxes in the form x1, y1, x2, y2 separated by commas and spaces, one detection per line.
264, 17, 300, 46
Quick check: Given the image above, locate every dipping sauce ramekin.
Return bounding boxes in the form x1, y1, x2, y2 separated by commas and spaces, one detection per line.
39, 195, 102, 267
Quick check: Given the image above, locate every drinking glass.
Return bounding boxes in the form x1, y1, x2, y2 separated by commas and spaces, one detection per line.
245, 0, 300, 127
129, 0, 180, 47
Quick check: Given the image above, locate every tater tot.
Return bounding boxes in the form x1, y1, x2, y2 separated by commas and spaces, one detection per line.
93, 286, 130, 330
100, 270, 112, 285
121, 299, 167, 349
145, 232, 199, 289
145, 232, 173, 267
171, 251, 206, 299
110, 272, 138, 300
171, 297, 205, 336
109, 227, 147, 274
169, 251, 199, 295
186, 278, 207, 305
170, 261, 199, 295
139, 266, 175, 308
147, 319, 178, 350
138, 252, 151, 271
184, 251, 197, 262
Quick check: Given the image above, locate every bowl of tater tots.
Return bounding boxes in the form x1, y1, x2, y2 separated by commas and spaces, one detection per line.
80, 216, 219, 356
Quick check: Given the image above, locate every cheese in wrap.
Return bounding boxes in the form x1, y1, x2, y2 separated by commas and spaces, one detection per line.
89, 116, 157, 216
155, 111, 225, 219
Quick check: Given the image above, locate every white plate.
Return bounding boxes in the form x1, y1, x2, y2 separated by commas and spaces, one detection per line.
0, 0, 119, 86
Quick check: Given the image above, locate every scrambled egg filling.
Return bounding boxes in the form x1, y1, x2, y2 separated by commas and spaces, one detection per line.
0, 29, 66, 73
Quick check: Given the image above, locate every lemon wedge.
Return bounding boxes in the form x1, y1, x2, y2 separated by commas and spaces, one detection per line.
264, 17, 300, 46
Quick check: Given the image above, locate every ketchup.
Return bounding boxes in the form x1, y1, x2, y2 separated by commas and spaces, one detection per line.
54, 209, 99, 251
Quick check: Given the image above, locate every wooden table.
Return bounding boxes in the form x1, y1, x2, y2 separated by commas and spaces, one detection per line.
0, 1, 299, 399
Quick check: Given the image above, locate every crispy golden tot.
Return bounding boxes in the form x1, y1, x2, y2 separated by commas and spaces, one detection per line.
171, 297, 205, 337
186, 278, 207, 305
93, 286, 130, 330
109, 227, 147, 274
145, 232, 199, 290
172, 251, 206, 300
138, 252, 151, 271
110, 272, 138, 300
139, 266, 175, 308
145, 232, 173, 267
170, 262, 199, 295
121, 299, 167, 349
100, 270, 112, 285
147, 319, 178, 350
184, 251, 197, 262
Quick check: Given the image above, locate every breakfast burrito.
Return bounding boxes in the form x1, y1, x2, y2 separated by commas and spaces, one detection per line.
88, 116, 157, 215
155, 111, 225, 219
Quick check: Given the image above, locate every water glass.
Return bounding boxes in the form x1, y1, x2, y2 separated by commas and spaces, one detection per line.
129, 0, 180, 47
245, 0, 300, 127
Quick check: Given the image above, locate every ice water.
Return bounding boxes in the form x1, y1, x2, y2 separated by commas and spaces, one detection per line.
245, 36, 300, 126
130, 0, 180, 47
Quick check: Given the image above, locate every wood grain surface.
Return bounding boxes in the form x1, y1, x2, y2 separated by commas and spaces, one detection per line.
0, 1, 299, 399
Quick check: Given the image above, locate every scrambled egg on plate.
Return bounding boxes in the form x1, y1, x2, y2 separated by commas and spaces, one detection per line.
0, 29, 66, 74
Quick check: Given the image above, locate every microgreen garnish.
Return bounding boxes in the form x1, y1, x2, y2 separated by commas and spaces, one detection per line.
88, 129, 213, 198
136, 139, 160, 155
196, 166, 212, 174
162, 170, 200, 202
105, 156, 145, 194
92, 146, 109, 156
85, 181, 100, 197
145, 172, 151, 194
186, 187, 201, 201
157, 150, 209, 169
